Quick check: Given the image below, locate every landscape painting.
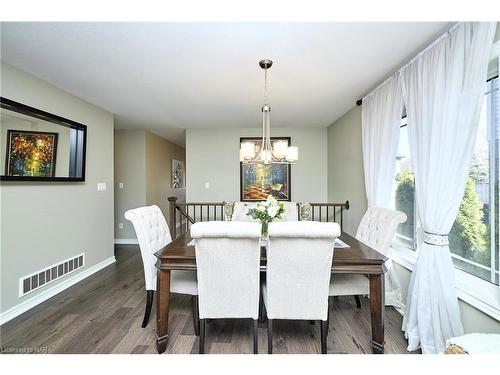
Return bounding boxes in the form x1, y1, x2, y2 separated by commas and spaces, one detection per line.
240, 137, 291, 201
5, 130, 58, 177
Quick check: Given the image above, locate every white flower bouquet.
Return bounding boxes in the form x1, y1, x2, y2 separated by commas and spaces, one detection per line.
246, 195, 285, 237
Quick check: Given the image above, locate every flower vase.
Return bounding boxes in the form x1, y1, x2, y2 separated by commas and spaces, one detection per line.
261, 220, 269, 239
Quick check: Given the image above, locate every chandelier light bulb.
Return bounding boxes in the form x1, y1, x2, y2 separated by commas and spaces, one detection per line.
241, 142, 256, 159
273, 140, 288, 159
286, 146, 299, 162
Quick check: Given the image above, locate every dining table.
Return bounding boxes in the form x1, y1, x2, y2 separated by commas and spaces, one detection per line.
154, 231, 388, 354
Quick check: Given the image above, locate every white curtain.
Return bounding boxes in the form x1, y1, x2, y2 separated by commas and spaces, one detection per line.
401, 22, 497, 354
361, 75, 404, 307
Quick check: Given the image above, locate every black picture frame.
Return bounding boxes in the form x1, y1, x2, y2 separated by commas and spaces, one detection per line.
240, 136, 292, 202
0, 97, 87, 182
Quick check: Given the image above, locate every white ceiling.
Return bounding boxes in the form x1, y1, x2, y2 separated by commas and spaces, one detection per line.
1, 22, 451, 146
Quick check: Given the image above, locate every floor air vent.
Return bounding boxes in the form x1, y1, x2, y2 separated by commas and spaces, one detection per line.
19, 254, 84, 296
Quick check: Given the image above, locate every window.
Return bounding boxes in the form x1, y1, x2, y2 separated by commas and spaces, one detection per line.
391, 77, 500, 286
449, 78, 499, 285
391, 118, 416, 251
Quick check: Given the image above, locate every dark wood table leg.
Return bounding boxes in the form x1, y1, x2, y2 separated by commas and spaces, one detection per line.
369, 274, 385, 354
156, 269, 171, 353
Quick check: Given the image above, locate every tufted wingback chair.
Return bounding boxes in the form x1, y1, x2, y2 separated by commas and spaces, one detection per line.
191, 221, 262, 353
329, 207, 407, 308
355, 207, 407, 257
232, 201, 298, 222
263, 221, 340, 354
125, 205, 198, 330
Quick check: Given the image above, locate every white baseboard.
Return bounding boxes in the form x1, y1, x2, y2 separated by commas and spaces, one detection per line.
114, 238, 138, 245
0, 256, 116, 325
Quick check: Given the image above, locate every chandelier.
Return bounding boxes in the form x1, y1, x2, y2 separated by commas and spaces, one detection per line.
239, 59, 299, 165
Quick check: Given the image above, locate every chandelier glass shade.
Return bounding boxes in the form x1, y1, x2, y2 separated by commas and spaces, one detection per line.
239, 59, 299, 165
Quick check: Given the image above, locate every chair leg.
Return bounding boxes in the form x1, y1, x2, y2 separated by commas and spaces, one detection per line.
326, 299, 330, 337
141, 290, 154, 328
259, 292, 265, 323
320, 320, 328, 354
267, 319, 273, 354
253, 319, 258, 354
192, 296, 200, 336
259, 271, 266, 324
354, 295, 361, 308
199, 319, 206, 354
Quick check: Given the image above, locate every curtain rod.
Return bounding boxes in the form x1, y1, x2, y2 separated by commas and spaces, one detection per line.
356, 22, 460, 106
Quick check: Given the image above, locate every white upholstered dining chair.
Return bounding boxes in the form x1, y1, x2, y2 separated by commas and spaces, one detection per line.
232, 201, 298, 221
263, 221, 340, 354
124, 205, 199, 332
191, 221, 262, 354
329, 207, 407, 308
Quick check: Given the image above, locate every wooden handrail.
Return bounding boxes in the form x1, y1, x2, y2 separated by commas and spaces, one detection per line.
305, 200, 349, 229
308, 201, 350, 209
168, 197, 350, 239
175, 202, 226, 206
168, 197, 225, 239
176, 206, 195, 224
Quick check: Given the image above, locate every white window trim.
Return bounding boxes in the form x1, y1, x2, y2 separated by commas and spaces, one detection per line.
391, 245, 500, 322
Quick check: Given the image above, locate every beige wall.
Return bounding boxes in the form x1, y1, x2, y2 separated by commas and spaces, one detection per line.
327, 103, 500, 333
0, 62, 114, 314
186, 127, 328, 203
327, 106, 367, 236
114, 130, 146, 239
114, 130, 185, 239
145, 131, 186, 226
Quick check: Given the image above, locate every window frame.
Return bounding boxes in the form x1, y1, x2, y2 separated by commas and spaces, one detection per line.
391, 42, 500, 320
486, 76, 498, 285
392, 117, 419, 252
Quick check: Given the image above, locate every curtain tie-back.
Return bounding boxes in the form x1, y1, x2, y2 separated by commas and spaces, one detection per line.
423, 231, 449, 246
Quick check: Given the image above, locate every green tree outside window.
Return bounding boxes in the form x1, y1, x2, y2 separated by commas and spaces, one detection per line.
395, 170, 489, 266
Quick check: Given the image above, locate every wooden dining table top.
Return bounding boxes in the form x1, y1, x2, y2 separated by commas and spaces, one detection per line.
155, 231, 388, 275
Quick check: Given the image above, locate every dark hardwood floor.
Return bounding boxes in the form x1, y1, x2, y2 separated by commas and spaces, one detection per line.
0, 245, 418, 354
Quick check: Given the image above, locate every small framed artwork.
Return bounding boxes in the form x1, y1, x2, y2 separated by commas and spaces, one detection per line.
5, 130, 58, 177
240, 137, 291, 202
172, 159, 184, 188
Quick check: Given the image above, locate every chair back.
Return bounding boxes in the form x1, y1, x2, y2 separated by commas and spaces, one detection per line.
280, 202, 299, 221
124, 205, 171, 290
232, 201, 298, 222
191, 221, 262, 319
355, 207, 407, 256
232, 202, 258, 222
266, 221, 340, 321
